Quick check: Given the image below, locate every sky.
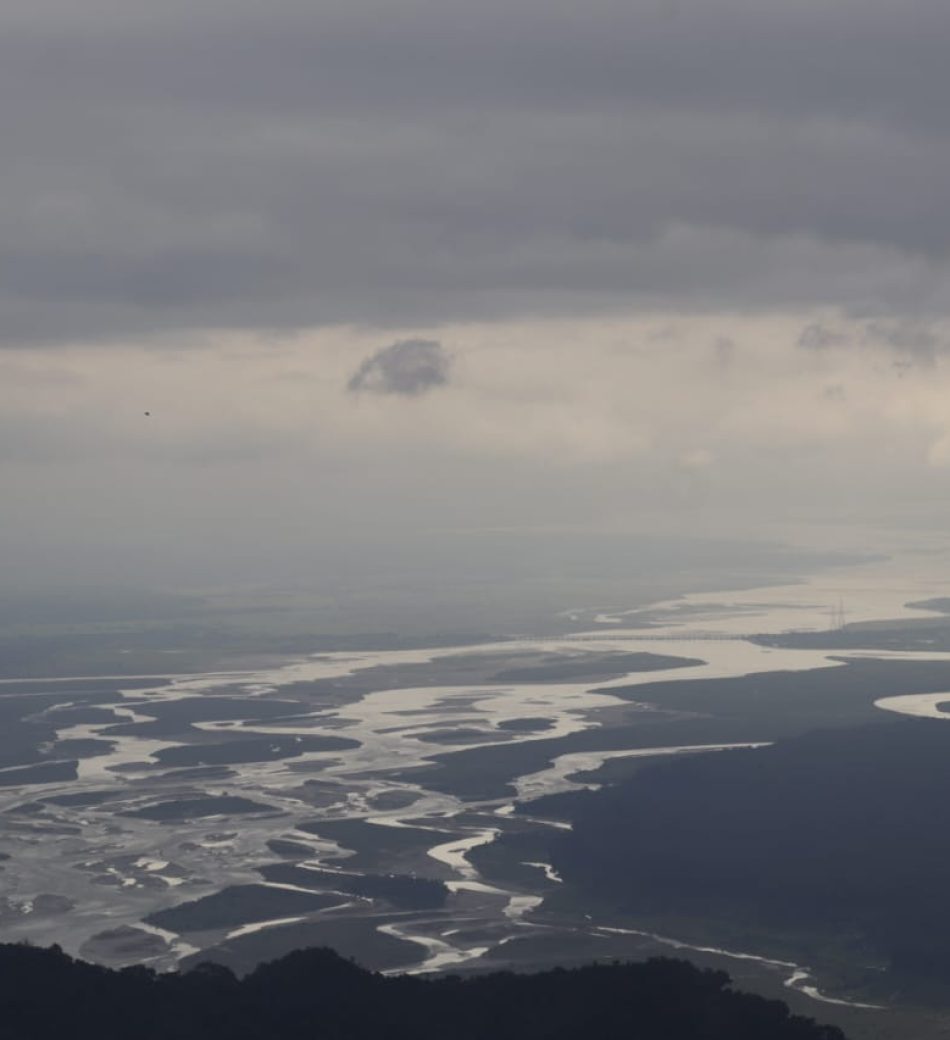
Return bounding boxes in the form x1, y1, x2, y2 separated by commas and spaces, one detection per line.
4, 0, 950, 590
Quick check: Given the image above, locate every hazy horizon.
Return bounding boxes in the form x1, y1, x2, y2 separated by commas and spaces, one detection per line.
5, 2, 950, 597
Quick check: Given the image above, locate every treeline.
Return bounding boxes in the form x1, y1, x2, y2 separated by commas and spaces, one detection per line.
0, 943, 844, 1040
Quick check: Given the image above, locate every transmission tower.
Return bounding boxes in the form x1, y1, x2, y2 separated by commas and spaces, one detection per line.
828, 599, 847, 631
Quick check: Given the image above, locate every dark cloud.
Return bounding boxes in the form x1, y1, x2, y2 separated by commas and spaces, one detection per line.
5, 1, 950, 343
347, 340, 451, 396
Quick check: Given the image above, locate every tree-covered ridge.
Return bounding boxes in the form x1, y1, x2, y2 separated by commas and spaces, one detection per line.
0, 943, 844, 1040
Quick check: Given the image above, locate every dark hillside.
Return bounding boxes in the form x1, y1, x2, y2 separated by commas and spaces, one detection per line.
0, 943, 844, 1040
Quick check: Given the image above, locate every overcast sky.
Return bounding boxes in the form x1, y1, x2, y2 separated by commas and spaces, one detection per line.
3, 0, 950, 589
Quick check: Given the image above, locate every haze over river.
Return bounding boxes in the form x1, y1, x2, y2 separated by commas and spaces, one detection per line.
3, 548, 950, 1017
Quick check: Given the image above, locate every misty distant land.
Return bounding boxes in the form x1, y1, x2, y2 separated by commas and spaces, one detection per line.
0, 535, 863, 678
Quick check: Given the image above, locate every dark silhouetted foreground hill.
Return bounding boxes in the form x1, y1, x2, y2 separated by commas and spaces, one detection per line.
0, 943, 844, 1040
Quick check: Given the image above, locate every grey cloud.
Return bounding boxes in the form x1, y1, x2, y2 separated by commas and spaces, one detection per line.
6, 1, 950, 342
798, 318, 950, 361
347, 340, 451, 396
863, 320, 941, 361
798, 325, 851, 350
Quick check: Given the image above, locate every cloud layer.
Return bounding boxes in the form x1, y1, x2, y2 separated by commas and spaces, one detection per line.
5, 0, 950, 343
6, 2, 950, 592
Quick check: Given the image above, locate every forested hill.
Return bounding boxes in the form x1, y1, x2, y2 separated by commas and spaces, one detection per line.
0, 944, 845, 1040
